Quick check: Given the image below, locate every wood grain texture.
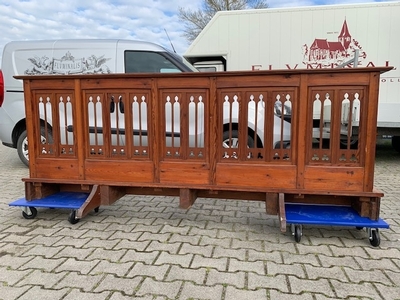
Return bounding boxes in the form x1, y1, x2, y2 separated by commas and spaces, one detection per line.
18, 68, 391, 220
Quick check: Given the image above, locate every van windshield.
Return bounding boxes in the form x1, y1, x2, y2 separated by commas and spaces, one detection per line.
125, 51, 195, 73
169, 52, 198, 72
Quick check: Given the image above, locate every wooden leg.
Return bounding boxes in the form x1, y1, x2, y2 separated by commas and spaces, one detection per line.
77, 185, 101, 219
25, 182, 59, 201
266, 193, 279, 215
278, 193, 287, 233
179, 188, 197, 209
100, 185, 126, 205
353, 196, 380, 220
369, 197, 380, 220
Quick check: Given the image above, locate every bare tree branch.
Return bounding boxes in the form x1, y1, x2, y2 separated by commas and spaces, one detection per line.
179, 0, 268, 43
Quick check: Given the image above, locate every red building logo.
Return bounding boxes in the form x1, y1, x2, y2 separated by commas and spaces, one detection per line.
302, 19, 367, 68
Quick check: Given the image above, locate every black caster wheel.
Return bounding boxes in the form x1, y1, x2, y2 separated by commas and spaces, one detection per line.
94, 206, 100, 213
294, 225, 302, 243
22, 207, 37, 219
369, 229, 380, 247
356, 226, 364, 230
68, 210, 79, 224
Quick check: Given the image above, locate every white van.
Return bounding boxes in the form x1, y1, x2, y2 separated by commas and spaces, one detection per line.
0, 39, 197, 165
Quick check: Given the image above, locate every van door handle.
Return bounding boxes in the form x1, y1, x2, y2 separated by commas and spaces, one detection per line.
119, 96, 124, 113
110, 96, 115, 113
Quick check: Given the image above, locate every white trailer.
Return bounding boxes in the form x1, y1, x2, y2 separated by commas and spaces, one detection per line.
184, 1, 400, 151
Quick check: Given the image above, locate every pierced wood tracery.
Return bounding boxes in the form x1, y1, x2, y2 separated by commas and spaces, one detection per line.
24, 68, 383, 195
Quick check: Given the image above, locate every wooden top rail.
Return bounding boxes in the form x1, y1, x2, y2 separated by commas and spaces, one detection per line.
17, 67, 391, 196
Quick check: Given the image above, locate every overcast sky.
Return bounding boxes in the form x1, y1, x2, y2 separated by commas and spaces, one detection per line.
0, 0, 396, 62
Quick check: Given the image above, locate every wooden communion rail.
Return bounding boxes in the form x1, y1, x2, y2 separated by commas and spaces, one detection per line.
16, 67, 390, 236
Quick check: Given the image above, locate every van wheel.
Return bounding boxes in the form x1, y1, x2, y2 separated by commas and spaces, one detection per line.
222, 130, 255, 148
340, 137, 358, 149
17, 127, 53, 167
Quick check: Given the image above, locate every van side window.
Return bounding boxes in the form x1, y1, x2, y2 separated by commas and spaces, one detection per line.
125, 51, 181, 73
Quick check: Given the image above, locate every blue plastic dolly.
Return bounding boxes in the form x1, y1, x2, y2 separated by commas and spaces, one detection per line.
9, 192, 98, 224
284, 203, 389, 247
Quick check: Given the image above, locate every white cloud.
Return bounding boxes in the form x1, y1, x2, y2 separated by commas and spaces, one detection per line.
0, 0, 203, 61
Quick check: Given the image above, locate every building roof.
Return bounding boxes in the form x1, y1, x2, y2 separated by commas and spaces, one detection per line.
310, 39, 329, 50
328, 41, 346, 52
339, 19, 351, 38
